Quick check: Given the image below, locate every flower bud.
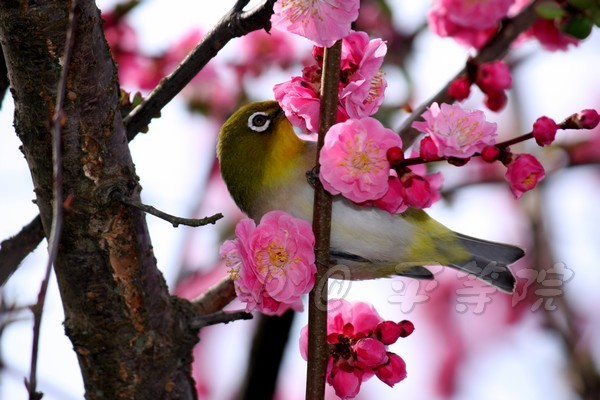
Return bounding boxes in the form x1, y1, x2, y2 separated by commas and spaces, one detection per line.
386, 146, 405, 167
484, 90, 508, 112
419, 136, 440, 161
481, 145, 501, 162
533, 116, 558, 146
448, 76, 471, 101
374, 352, 407, 387
575, 109, 599, 129
354, 338, 388, 367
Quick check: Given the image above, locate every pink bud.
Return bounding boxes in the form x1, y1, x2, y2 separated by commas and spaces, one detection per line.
505, 153, 545, 199
401, 174, 434, 209
398, 320, 415, 337
419, 136, 440, 161
374, 352, 407, 387
328, 366, 363, 399
354, 338, 388, 368
476, 61, 512, 93
533, 116, 558, 146
576, 109, 599, 129
484, 90, 508, 112
481, 145, 501, 162
376, 321, 402, 345
448, 76, 471, 101
386, 146, 404, 167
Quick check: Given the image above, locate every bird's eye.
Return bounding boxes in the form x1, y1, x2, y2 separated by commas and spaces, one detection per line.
248, 111, 271, 133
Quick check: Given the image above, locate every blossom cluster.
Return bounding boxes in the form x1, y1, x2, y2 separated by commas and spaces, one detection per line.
274, 31, 387, 133
427, 0, 582, 50
300, 300, 414, 399
220, 211, 316, 316
319, 117, 442, 213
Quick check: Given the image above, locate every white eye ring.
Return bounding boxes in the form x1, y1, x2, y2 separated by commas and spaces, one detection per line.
247, 111, 271, 132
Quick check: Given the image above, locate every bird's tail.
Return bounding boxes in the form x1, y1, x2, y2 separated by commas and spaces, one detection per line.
453, 233, 525, 293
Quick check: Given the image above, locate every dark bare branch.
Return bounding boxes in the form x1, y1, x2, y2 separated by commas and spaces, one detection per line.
123, 0, 276, 139
0, 216, 45, 286
115, 193, 223, 227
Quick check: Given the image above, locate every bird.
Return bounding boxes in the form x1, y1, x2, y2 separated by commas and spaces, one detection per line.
217, 100, 524, 292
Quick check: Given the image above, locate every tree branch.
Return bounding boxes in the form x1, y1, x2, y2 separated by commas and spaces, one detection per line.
25, 1, 77, 396
191, 277, 237, 315
188, 310, 252, 330
0, 216, 45, 286
306, 40, 342, 400
398, 0, 539, 147
123, 0, 276, 139
115, 193, 223, 227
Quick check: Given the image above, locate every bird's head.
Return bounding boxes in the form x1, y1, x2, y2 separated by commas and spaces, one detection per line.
217, 101, 306, 215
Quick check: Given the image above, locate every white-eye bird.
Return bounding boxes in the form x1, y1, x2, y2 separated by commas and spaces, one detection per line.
217, 101, 524, 292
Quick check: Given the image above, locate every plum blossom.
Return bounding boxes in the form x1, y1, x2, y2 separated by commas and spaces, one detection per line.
319, 117, 402, 203
274, 31, 387, 133
427, 0, 514, 48
220, 211, 316, 315
271, 0, 360, 47
504, 153, 546, 199
412, 103, 498, 158
299, 300, 412, 399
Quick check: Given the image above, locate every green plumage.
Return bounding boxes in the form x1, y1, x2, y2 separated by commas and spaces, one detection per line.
218, 101, 525, 292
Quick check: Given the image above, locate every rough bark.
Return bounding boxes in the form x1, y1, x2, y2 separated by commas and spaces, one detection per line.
0, 1, 199, 398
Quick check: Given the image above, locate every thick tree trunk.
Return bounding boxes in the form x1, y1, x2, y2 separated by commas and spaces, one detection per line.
0, 1, 199, 398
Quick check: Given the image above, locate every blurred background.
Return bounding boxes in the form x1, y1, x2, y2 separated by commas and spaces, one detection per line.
1, 0, 599, 398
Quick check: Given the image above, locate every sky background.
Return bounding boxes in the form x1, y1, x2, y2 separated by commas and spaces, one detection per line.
1, 1, 599, 399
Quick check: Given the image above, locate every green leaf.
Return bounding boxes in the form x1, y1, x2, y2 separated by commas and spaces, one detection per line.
567, 0, 595, 11
562, 15, 594, 38
536, 2, 567, 20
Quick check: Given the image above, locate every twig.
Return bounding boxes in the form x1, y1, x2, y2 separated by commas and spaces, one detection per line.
191, 277, 237, 315
0, 216, 45, 286
398, 0, 539, 147
306, 41, 342, 400
115, 193, 223, 227
188, 310, 252, 330
123, 0, 276, 139
26, 2, 77, 399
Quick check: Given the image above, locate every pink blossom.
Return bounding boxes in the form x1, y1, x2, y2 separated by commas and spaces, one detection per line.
442, 0, 514, 30
427, 0, 512, 48
504, 153, 546, 199
319, 118, 402, 203
412, 103, 497, 158
271, 0, 360, 47
374, 352, 408, 387
300, 299, 412, 399
220, 211, 316, 315
233, 29, 298, 76
476, 61, 512, 93
274, 31, 387, 132
339, 32, 388, 119
533, 116, 559, 146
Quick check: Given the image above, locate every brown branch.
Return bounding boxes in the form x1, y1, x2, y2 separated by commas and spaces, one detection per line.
0, 216, 45, 286
191, 277, 237, 315
123, 0, 276, 139
115, 193, 223, 227
306, 40, 342, 400
398, 0, 539, 147
188, 310, 252, 330
26, 1, 77, 398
